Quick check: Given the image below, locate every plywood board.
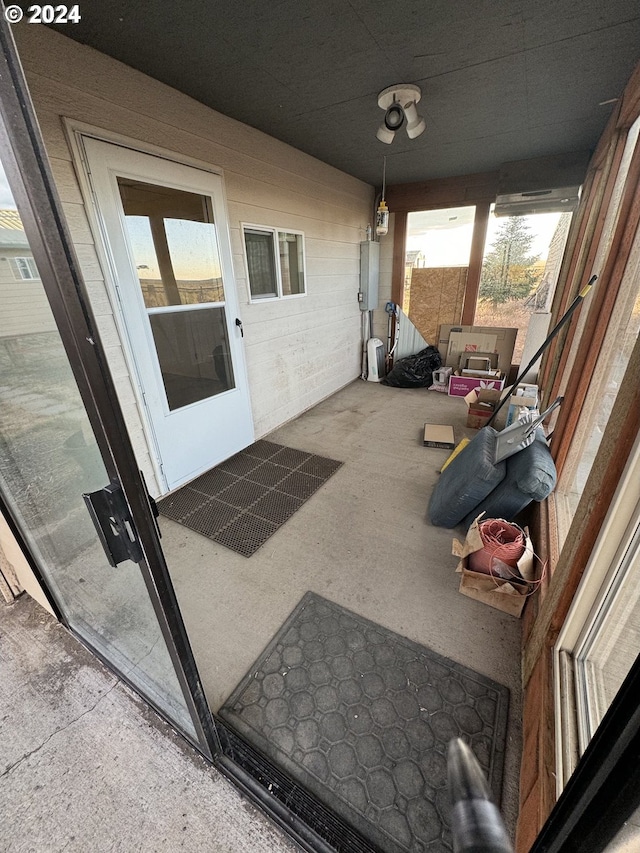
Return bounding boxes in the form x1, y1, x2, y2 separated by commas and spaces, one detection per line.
408, 267, 467, 345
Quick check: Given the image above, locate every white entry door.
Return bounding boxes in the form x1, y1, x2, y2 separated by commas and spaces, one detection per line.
83, 137, 254, 493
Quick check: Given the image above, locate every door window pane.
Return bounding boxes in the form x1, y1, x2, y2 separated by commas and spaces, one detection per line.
117, 178, 224, 308
0, 161, 197, 739
149, 306, 235, 410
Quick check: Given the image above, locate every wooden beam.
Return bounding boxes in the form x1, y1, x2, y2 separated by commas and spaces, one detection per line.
538, 168, 598, 397
618, 59, 640, 130
523, 331, 640, 686
461, 201, 490, 324
391, 211, 407, 307
551, 138, 640, 474
385, 171, 499, 212
540, 130, 625, 404
149, 215, 182, 306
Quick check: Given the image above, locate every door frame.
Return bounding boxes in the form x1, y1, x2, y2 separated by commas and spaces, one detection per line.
64, 118, 253, 495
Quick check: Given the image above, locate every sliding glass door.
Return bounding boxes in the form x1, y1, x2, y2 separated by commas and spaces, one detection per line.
0, 20, 213, 755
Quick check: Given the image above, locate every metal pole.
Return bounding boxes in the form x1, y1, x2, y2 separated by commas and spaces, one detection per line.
487, 274, 597, 426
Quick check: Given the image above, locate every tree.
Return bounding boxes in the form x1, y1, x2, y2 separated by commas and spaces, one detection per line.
478, 217, 541, 306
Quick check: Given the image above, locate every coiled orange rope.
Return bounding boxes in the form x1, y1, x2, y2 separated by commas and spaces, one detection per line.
468, 519, 525, 578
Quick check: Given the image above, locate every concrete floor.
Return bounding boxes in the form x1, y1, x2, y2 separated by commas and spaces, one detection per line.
162, 380, 523, 835
0, 594, 296, 853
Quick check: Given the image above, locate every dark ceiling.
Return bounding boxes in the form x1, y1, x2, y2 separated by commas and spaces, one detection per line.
52, 1, 640, 187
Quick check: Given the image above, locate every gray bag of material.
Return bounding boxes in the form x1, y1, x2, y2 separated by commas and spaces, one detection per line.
460, 431, 556, 528
428, 428, 506, 528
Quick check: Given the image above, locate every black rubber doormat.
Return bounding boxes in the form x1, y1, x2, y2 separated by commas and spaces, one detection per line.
220, 592, 509, 853
157, 441, 342, 557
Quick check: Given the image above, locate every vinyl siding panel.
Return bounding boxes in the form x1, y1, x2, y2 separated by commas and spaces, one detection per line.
14, 26, 373, 495
0, 255, 57, 338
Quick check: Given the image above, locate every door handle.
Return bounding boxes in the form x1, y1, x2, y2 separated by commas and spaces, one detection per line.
235, 317, 244, 337
83, 481, 143, 567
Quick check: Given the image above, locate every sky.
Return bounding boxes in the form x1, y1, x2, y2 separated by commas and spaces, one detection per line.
406, 206, 563, 267
126, 216, 222, 281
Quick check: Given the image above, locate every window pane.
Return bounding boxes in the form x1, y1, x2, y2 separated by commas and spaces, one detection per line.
576, 518, 640, 741
475, 208, 572, 364
245, 228, 277, 298
16, 256, 37, 280
0, 163, 196, 738
279, 232, 304, 296
117, 178, 224, 308
149, 306, 234, 410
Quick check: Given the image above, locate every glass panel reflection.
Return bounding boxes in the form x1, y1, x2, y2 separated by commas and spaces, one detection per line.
117, 178, 225, 308
245, 228, 278, 298
578, 522, 640, 737
279, 231, 305, 296
0, 162, 196, 738
150, 307, 235, 410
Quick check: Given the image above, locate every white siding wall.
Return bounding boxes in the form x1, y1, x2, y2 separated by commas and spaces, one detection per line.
14, 26, 373, 494
0, 252, 56, 338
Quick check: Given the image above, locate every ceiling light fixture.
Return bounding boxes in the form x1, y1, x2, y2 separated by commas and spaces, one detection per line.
376, 83, 426, 144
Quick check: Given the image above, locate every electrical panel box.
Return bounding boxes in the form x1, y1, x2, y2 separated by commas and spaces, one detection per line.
359, 241, 380, 311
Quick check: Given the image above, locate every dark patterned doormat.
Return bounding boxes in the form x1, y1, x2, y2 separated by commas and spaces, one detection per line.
220, 592, 509, 853
157, 441, 342, 557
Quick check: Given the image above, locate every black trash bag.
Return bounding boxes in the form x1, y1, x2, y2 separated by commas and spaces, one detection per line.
382, 345, 442, 388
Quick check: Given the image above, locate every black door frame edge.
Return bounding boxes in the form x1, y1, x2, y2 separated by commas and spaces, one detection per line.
0, 11, 216, 760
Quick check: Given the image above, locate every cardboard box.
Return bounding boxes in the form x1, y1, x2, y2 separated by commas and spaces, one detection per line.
448, 374, 506, 397
464, 388, 501, 429
447, 331, 497, 370
506, 384, 539, 426
439, 325, 517, 376
459, 351, 500, 376
423, 424, 455, 449
452, 517, 535, 617
463, 356, 491, 373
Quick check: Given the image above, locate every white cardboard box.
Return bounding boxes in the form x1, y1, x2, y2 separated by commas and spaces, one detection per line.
439, 325, 517, 376
446, 332, 497, 370
506, 384, 539, 426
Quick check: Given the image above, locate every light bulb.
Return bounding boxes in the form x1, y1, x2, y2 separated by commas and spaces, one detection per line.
404, 100, 426, 139
376, 200, 389, 236
376, 123, 395, 144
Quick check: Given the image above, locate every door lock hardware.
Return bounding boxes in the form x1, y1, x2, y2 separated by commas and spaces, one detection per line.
83, 481, 144, 567
235, 317, 244, 337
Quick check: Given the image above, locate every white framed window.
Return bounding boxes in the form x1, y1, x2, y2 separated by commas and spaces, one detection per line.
242, 224, 306, 302
12, 256, 39, 280
554, 432, 640, 795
